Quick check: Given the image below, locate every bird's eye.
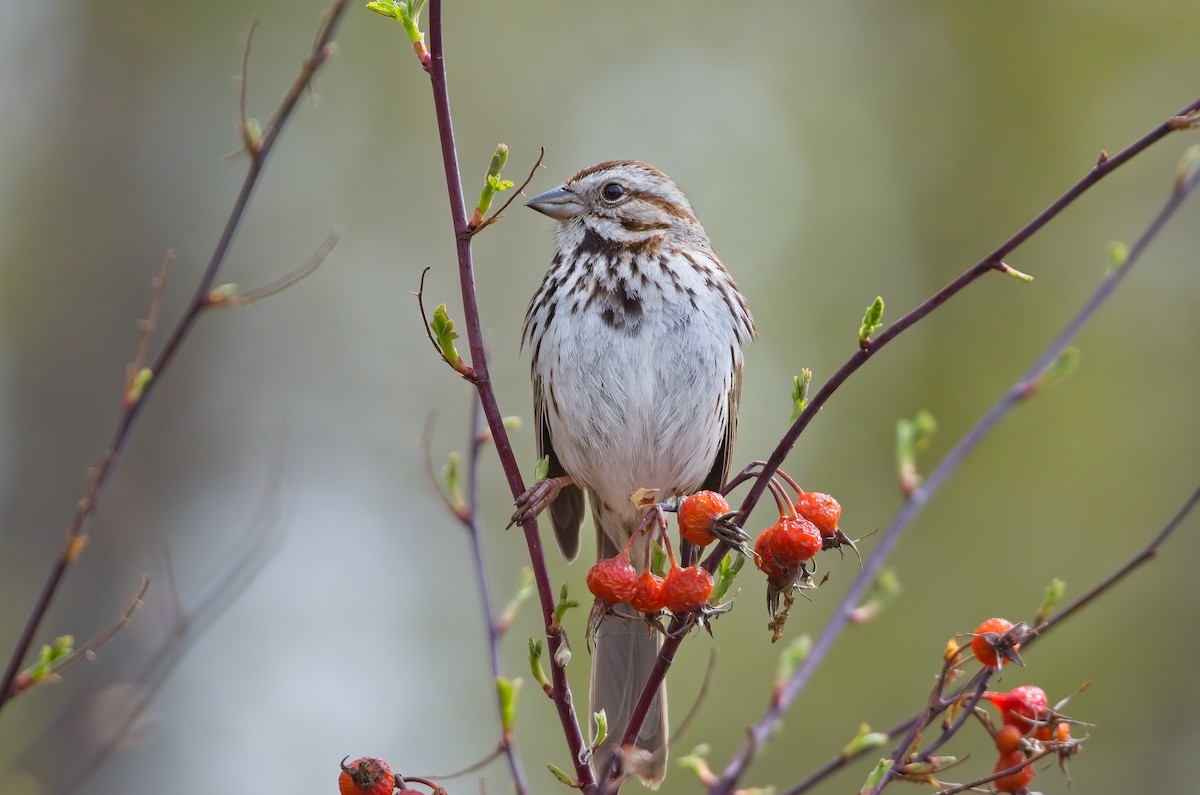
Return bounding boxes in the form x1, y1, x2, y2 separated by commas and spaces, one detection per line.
601, 182, 625, 201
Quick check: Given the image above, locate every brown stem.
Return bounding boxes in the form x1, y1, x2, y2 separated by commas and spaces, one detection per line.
423, 1, 593, 787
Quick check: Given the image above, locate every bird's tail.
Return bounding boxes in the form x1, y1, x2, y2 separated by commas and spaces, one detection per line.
590, 523, 668, 787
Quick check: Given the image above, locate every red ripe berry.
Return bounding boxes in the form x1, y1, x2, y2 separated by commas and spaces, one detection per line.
987, 685, 1049, 733
678, 490, 730, 547
992, 750, 1035, 793
339, 757, 395, 795
971, 617, 1019, 669
994, 723, 1023, 755
629, 571, 666, 614
775, 517, 822, 564
661, 565, 714, 614
795, 491, 841, 537
586, 552, 639, 605
753, 522, 787, 578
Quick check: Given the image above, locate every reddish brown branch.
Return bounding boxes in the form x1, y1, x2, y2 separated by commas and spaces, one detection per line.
423, 1, 594, 788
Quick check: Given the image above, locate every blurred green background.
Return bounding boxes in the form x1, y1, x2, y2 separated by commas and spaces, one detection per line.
1, 1, 1198, 794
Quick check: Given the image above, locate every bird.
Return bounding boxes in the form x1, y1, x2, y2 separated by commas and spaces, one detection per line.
515, 160, 755, 786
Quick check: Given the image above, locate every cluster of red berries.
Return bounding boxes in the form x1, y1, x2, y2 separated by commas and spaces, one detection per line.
585, 498, 719, 620
963, 617, 1081, 793
339, 757, 444, 795
584, 472, 854, 639
754, 471, 852, 582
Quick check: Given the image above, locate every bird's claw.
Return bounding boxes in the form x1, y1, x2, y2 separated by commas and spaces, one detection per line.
508, 475, 571, 528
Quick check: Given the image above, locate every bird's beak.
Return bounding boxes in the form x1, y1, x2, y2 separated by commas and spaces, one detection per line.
526, 186, 585, 220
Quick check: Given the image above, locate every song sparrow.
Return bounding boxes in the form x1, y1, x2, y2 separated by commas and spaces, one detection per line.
516, 161, 755, 786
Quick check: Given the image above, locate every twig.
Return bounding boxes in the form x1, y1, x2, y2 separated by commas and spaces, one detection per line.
124, 251, 173, 404
11, 576, 150, 695
931, 746, 1055, 795
460, 147, 546, 239
423, 0, 594, 787
210, 228, 340, 307
0, 0, 351, 710
462, 396, 531, 795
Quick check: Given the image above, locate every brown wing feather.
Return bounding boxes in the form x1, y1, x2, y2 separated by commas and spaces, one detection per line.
535, 378, 585, 561
701, 361, 742, 494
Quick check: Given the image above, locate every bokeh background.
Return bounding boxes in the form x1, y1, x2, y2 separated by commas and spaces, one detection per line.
2, 1, 1199, 793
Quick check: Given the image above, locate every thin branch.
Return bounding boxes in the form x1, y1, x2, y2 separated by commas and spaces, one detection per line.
460, 147, 546, 239
237, 20, 261, 158
11, 576, 150, 695
0, 0, 352, 710
462, 396, 531, 795
124, 251, 173, 403
424, 0, 594, 787
931, 746, 1055, 795
211, 228, 340, 307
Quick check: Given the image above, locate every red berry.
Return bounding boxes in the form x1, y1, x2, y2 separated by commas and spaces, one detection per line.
795, 491, 841, 537
994, 724, 1023, 755
971, 617, 1020, 669
754, 523, 787, 578
678, 490, 730, 547
775, 517, 822, 564
987, 685, 1049, 733
992, 750, 1035, 793
629, 571, 666, 614
586, 552, 639, 605
661, 566, 714, 614
339, 757, 395, 795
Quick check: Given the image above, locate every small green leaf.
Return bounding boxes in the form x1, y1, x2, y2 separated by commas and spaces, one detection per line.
592, 710, 608, 747
1176, 142, 1200, 194
552, 582, 579, 631
533, 455, 550, 483
430, 303, 463, 370
126, 367, 154, 405
244, 117, 263, 151
859, 296, 885, 342
790, 369, 812, 423
501, 415, 523, 431
998, 261, 1034, 282
1040, 347, 1080, 388
711, 552, 744, 602
841, 723, 889, 757
859, 758, 893, 795
472, 144, 510, 226
546, 763, 576, 787
441, 451, 464, 513
677, 744, 713, 781
499, 567, 535, 632
1034, 577, 1067, 625
650, 543, 667, 577
775, 634, 812, 692
528, 639, 551, 693
851, 568, 901, 624
206, 283, 238, 305
365, 1, 402, 20
1107, 241, 1128, 270
496, 676, 522, 735
895, 410, 937, 494
19, 635, 75, 688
